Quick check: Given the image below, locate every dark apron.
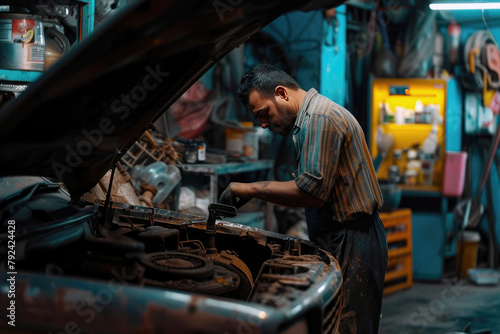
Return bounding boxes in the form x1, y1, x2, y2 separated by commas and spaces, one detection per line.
307, 207, 388, 334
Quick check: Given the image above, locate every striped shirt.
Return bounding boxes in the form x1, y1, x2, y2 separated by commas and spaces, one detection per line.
292, 89, 383, 234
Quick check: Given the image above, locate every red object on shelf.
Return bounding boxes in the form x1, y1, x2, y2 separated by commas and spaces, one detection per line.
447, 21, 461, 66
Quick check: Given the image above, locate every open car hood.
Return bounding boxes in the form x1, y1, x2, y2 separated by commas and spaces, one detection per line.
0, 0, 341, 198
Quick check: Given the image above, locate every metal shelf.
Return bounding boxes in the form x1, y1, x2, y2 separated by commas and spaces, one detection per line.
177, 160, 275, 231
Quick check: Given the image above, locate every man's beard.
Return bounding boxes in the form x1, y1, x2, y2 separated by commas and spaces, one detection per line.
271, 104, 295, 136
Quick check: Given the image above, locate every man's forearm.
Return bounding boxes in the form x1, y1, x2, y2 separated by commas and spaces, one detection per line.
232, 180, 325, 208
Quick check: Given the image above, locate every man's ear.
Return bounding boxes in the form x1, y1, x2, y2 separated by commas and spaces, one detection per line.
275, 86, 289, 101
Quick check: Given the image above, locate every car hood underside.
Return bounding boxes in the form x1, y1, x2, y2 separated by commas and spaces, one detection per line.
0, 0, 340, 199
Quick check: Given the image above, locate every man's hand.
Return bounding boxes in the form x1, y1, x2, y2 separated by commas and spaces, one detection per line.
219, 182, 252, 208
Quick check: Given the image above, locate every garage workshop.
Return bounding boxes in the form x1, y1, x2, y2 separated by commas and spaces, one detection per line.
0, 0, 500, 333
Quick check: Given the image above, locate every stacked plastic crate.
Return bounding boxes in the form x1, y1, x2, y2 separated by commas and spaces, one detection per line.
380, 209, 413, 294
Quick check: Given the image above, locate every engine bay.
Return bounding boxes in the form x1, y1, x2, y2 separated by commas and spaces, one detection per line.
1, 182, 339, 303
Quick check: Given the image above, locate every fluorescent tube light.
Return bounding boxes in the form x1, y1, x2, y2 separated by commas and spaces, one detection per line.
430, 2, 500, 10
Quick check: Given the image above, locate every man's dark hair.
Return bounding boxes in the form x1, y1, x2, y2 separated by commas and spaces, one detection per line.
237, 64, 300, 106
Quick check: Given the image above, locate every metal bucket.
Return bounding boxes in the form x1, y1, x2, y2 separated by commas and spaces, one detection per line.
0, 12, 45, 72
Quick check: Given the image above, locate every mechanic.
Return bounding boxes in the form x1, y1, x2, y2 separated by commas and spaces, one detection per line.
219, 64, 388, 333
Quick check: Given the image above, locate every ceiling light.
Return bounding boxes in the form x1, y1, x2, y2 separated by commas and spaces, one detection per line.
429, 2, 500, 10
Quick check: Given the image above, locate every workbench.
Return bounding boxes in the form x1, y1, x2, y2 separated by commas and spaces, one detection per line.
177, 160, 275, 230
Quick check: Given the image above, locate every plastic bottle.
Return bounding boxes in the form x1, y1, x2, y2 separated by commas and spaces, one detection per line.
415, 100, 424, 123
388, 165, 400, 183
197, 141, 206, 162
185, 140, 198, 164
131, 162, 181, 205
422, 125, 439, 156
406, 150, 421, 185
394, 149, 407, 176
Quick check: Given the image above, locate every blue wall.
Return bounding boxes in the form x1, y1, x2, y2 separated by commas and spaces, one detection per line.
261, 10, 323, 91
320, 5, 347, 106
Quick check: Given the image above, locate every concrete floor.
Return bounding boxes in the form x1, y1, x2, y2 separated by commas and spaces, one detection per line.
379, 280, 500, 333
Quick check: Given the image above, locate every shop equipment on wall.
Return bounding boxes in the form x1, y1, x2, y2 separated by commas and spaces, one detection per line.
0, 1, 94, 108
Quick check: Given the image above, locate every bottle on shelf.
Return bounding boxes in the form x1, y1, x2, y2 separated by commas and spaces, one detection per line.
393, 149, 407, 182
388, 165, 400, 183
420, 154, 435, 186
379, 102, 393, 123
415, 100, 424, 123
422, 125, 439, 156
404, 108, 416, 124
406, 149, 422, 185
197, 141, 206, 162
185, 140, 198, 164
392, 149, 403, 183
